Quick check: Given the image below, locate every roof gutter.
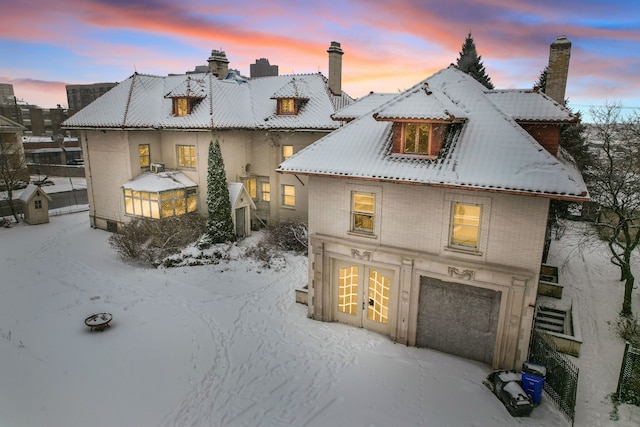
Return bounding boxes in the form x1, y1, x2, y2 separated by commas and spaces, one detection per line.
276, 170, 589, 202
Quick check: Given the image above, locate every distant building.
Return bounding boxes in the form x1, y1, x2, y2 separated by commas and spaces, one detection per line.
250, 58, 278, 78
66, 82, 118, 112
0, 83, 14, 104
0, 105, 70, 138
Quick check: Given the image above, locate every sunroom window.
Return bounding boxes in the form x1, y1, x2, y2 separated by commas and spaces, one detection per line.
123, 188, 197, 219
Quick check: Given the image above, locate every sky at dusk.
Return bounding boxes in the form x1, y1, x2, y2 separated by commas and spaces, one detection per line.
1, 0, 639, 121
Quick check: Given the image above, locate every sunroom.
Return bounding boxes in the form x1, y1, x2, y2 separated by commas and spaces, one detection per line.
122, 170, 198, 219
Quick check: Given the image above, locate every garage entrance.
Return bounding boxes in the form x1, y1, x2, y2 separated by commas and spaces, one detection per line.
333, 260, 394, 335
416, 276, 501, 365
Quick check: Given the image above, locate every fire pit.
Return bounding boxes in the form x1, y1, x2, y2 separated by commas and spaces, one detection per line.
84, 313, 113, 332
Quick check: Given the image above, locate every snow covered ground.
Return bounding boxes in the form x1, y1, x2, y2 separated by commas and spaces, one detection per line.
0, 211, 638, 426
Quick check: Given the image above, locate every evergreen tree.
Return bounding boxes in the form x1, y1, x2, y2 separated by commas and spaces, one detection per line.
206, 139, 236, 243
456, 33, 494, 89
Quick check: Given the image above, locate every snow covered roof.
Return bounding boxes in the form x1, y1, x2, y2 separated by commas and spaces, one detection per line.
18, 184, 52, 202
332, 92, 396, 121
227, 182, 256, 209
373, 82, 467, 121
63, 72, 353, 131
270, 77, 310, 100
278, 65, 588, 201
486, 90, 575, 122
121, 170, 197, 192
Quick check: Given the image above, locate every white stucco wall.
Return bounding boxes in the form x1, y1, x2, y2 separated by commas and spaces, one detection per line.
306, 175, 550, 369
83, 128, 326, 230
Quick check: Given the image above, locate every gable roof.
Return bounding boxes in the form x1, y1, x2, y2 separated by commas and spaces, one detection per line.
63, 72, 353, 131
18, 184, 52, 203
227, 182, 256, 210
278, 65, 588, 201
332, 92, 396, 122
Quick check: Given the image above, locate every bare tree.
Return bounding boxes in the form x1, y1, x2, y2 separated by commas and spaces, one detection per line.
0, 135, 29, 222
587, 103, 640, 317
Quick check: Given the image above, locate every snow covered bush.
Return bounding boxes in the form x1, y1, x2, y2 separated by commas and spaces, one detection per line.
108, 213, 207, 266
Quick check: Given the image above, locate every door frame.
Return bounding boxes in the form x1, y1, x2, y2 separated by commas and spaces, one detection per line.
331, 258, 397, 336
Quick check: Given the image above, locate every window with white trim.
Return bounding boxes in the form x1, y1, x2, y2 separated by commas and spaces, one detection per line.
139, 144, 150, 168
261, 182, 271, 202
449, 202, 482, 251
177, 145, 196, 168
282, 145, 293, 160
351, 192, 375, 234
282, 184, 295, 207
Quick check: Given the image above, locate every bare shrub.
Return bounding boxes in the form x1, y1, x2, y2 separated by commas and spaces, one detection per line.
263, 220, 308, 253
109, 213, 207, 266
246, 221, 308, 269
608, 314, 640, 345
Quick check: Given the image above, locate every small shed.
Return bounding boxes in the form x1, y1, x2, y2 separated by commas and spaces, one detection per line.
19, 184, 52, 225
227, 182, 256, 238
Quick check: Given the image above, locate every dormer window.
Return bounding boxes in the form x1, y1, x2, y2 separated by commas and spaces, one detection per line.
402, 123, 431, 155
165, 76, 207, 117
272, 78, 310, 116
278, 98, 299, 115
391, 122, 446, 157
173, 98, 200, 117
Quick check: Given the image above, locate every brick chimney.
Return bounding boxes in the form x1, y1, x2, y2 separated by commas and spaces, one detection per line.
207, 49, 229, 79
546, 35, 571, 105
327, 41, 344, 96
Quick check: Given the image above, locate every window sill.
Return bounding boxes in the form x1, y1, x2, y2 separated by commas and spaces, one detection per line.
443, 246, 482, 257
347, 230, 378, 239
281, 205, 296, 210
390, 152, 438, 160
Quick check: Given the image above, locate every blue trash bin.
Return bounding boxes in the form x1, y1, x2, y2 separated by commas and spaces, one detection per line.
521, 362, 546, 405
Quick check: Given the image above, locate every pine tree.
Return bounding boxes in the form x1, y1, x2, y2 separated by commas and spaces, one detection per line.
206, 139, 236, 243
456, 33, 494, 89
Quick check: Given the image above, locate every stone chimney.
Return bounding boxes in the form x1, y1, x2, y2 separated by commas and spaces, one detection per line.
546, 35, 571, 105
207, 49, 229, 79
327, 41, 344, 96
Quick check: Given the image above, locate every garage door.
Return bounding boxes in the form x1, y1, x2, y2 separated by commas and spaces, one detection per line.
416, 277, 501, 365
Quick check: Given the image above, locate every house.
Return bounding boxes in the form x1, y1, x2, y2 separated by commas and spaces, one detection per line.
19, 184, 52, 224
0, 114, 26, 170
277, 40, 588, 370
63, 42, 352, 232
0, 115, 28, 218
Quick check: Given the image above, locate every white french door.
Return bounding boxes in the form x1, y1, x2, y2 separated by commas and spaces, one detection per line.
334, 260, 393, 335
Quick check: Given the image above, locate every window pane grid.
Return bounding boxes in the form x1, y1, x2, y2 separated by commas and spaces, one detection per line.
177, 145, 196, 168
338, 266, 359, 315
261, 182, 271, 202
367, 270, 389, 323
